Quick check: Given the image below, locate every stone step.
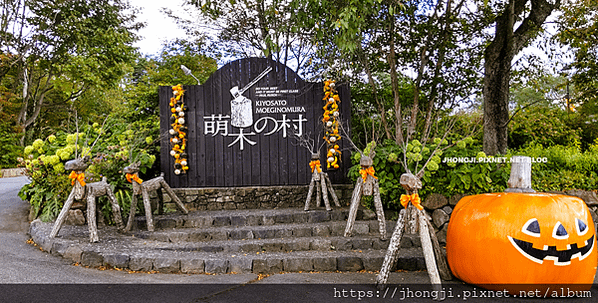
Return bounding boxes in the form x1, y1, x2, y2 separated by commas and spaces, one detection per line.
138, 235, 396, 254
133, 220, 397, 243
29, 207, 430, 275
130, 207, 371, 231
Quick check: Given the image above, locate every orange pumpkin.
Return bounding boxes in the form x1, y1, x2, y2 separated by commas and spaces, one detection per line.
447, 193, 597, 294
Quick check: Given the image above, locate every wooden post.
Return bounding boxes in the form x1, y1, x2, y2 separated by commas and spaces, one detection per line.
375, 208, 406, 286
505, 156, 536, 193
344, 178, 363, 237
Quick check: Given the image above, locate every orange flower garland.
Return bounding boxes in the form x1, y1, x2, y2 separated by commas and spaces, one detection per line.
169, 84, 189, 175
322, 80, 341, 169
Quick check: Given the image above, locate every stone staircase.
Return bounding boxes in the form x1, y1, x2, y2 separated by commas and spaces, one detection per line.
29, 207, 426, 274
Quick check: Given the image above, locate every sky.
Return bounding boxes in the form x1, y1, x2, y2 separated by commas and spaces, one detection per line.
128, 0, 189, 56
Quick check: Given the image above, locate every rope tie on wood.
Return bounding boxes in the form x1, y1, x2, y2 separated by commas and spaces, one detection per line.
400, 193, 423, 210
69, 171, 86, 186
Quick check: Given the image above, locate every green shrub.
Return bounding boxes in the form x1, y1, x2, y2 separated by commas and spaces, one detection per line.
509, 107, 581, 150
18, 117, 157, 223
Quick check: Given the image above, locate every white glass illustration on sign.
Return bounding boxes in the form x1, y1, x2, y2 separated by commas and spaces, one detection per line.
229, 66, 273, 128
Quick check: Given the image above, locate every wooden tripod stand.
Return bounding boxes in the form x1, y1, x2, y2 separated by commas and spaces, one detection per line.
304, 153, 341, 211
375, 173, 451, 291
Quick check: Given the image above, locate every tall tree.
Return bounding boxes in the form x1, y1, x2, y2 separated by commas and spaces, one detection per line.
297, 0, 485, 145
482, 0, 561, 155
180, 0, 314, 75
0, 0, 142, 144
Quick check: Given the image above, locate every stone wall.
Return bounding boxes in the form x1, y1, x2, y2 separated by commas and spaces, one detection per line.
159, 184, 355, 211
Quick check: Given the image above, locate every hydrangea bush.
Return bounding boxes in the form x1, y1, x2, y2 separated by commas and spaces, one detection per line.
18, 118, 157, 223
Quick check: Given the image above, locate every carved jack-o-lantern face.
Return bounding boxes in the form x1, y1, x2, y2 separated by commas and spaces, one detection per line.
447, 193, 597, 292
509, 215, 594, 266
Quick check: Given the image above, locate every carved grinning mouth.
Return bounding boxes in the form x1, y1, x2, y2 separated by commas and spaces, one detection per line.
508, 234, 595, 266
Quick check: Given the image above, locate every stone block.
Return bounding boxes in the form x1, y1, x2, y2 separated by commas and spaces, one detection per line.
283, 258, 314, 272
308, 211, 329, 223
273, 228, 292, 238
64, 246, 83, 263
129, 256, 154, 271
292, 227, 312, 237
331, 238, 352, 251
168, 232, 189, 242
396, 256, 419, 271
274, 214, 294, 224
230, 216, 247, 226
252, 258, 283, 274
423, 193, 448, 210
213, 216, 231, 227
245, 215, 262, 226
436, 223, 448, 246
228, 258, 252, 274
181, 259, 205, 274
64, 209, 86, 226
442, 205, 453, 215
211, 231, 228, 241
261, 243, 285, 252
154, 258, 180, 273
337, 256, 363, 272
103, 254, 130, 268
351, 238, 373, 250
432, 209, 450, 229
205, 259, 228, 274
81, 251, 104, 267
353, 222, 370, 235
188, 231, 211, 242
285, 239, 310, 252
262, 216, 275, 225
155, 219, 177, 229
51, 241, 70, 256
310, 238, 332, 251
253, 229, 276, 239
291, 213, 308, 223
223, 202, 237, 210
312, 225, 330, 237
229, 229, 254, 240
313, 257, 337, 272
329, 210, 347, 221
362, 256, 384, 272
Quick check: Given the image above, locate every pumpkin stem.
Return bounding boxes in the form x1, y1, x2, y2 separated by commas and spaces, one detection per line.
505, 156, 536, 193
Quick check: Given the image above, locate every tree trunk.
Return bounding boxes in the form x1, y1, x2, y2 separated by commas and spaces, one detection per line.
483, 0, 561, 155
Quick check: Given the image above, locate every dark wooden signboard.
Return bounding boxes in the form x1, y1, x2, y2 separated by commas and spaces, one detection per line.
159, 57, 351, 188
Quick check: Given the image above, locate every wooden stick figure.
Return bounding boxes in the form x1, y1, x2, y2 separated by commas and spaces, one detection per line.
123, 162, 189, 232
50, 156, 124, 243
343, 155, 387, 240
304, 153, 341, 211
375, 172, 451, 291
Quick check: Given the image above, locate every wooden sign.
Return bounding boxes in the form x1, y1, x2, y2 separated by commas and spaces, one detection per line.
159, 58, 351, 188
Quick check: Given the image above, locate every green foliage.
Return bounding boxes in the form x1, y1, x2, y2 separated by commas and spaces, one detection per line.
349, 136, 509, 211
0, 121, 22, 168
509, 106, 582, 150
515, 142, 598, 192
18, 117, 156, 222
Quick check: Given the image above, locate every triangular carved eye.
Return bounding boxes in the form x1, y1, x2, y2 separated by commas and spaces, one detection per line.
553, 222, 569, 239
522, 218, 540, 237
576, 218, 588, 236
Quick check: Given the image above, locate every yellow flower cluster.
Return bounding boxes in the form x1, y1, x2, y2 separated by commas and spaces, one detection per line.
322, 80, 341, 169
169, 84, 189, 175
